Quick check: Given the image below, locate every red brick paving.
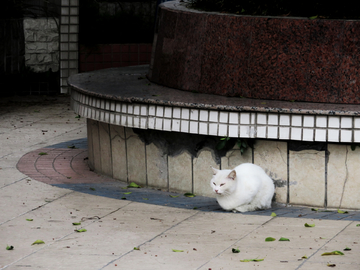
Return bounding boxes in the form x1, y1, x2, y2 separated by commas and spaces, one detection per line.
17, 148, 114, 184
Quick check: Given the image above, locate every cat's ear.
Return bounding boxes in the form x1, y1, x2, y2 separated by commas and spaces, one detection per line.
211, 166, 219, 175
227, 170, 236, 180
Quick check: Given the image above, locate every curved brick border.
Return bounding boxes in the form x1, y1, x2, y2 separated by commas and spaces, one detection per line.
149, 2, 360, 104
16, 148, 113, 185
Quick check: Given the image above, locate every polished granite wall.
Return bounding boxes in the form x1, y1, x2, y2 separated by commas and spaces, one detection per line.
149, 2, 360, 104
87, 119, 360, 210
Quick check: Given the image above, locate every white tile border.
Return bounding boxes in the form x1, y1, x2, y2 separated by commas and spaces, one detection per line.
71, 91, 360, 143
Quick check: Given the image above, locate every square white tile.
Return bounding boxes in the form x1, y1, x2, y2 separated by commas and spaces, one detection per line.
121, 115, 127, 126
172, 119, 180, 131
105, 101, 110, 111
133, 104, 140, 115
140, 117, 147, 129
228, 125, 239, 137
302, 128, 314, 141
180, 120, 189, 133
315, 129, 326, 142
291, 115, 302, 126
121, 104, 127, 114
209, 111, 218, 122
267, 126, 278, 139
257, 113, 267, 125
240, 113, 250, 124
199, 110, 208, 121
149, 105, 156, 116
199, 122, 208, 135
148, 117, 155, 129
354, 130, 360, 142
115, 103, 121, 112
127, 104, 134, 114
127, 116, 134, 127
328, 116, 340, 128
181, 108, 190, 119
173, 107, 181, 119
354, 118, 360, 128
291, 127, 302, 140
110, 102, 115, 111
328, 129, 339, 142
190, 109, 199, 120
155, 118, 163, 130
189, 121, 198, 134
280, 114, 290, 126
209, 123, 218, 135
218, 124, 228, 137
268, 114, 278, 125
140, 105, 147, 116
279, 127, 290, 139
240, 126, 250, 137
163, 119, 172, 131
316, 116, 327, 127
164, 107, 172, 118
156, 106, 164, 117
303, 116, 314, 127
341, 117, 352, 128
229, 112, 239, 124
114, 114, 120, 125
340, 130, 352, 142
219, 112, 228, 123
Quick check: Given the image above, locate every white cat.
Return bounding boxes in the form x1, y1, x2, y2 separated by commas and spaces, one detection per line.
210, 163, 274, 212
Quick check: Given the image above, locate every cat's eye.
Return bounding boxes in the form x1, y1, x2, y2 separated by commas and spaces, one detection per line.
220, 183, 225, 187
213, 182, 216, 186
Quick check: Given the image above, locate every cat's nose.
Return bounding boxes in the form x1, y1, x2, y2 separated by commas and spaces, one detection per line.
215, 189, 219, 193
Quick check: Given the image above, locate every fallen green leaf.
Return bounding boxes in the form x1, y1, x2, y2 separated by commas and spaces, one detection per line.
304, 223, 315, 227
311, 208, 318, 211
309, 15, 318, 20
26, 219, 33, 221
127, 182, 141, 188
38, 152, 48, 156
240, 258, 264, 262
6, 245, 14, 250
265, 237, 276, 242
270, 212, 277, 217
357, 224, 360, 227
232, 248, 240, 253
172, 249, 184, 252
75, 115, 81, 118
72, 222, 81, 226
321, 251, 344, 256
344, 247, 351, 251
89, 187, 96, 191
337, 209, 349, 214
327, 263, 336, 267
123, 192, 132, 195
301, 255, 308, 259
134, 247, 140, 250
169, 195, 179, 198
184, 193, 196, 198
143, 198, 149, 200
75, 229, 87, 233
32, 240, 45, 245
279, 237, 290, 241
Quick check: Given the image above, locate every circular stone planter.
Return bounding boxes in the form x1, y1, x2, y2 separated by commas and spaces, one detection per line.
148, 1, 360, 104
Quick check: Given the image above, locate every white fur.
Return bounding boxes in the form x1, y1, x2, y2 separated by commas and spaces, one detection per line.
210, 163, 274, 212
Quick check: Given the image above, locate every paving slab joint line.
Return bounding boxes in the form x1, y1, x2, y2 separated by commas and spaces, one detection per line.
99, 210, 201, 269
0, 190, 76, 226
196, 216, 276, 269
295, 220, 355, 270
0, 177, 28, 190
68, 149, 88, 174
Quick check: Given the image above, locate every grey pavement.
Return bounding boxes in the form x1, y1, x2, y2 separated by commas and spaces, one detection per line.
1, 95, 360, 269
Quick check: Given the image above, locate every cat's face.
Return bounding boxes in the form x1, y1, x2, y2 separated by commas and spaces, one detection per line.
210, 167, 236, 196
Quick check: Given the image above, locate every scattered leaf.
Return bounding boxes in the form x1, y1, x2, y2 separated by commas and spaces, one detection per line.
75, 229, 87, 233
32, 240, 45, 245
127, 182, 141, 188
337, 209, 349, 214
38, 152, 48, 156
89, 187, 96, 191
270, 212, 277, 217
311, 208, 318, 211
123, 192, 132, 195
232, 248, 240, 253
344, 247, 351, 251
121, 197, 127, 200
6, 245, 14, 250
67, 177, 72, 179
72, 222, 81, 226
240, 258, 264, 262
301, 255, 308, 259
67, 145, 76, 149
184, 193, 196, 198
265, 237, 276, 242
26, 219, 33, 221
143, 198, 149, 200
321, 251, 344, 256
279, 237, 290, 241
134, 247, 140, 250
304, 223, 315, 227
309, 15, 318, 20
327, 263, 336, 267
172, 249, 184, 252
169, 195, 179, 198
357, 224, 360, 227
